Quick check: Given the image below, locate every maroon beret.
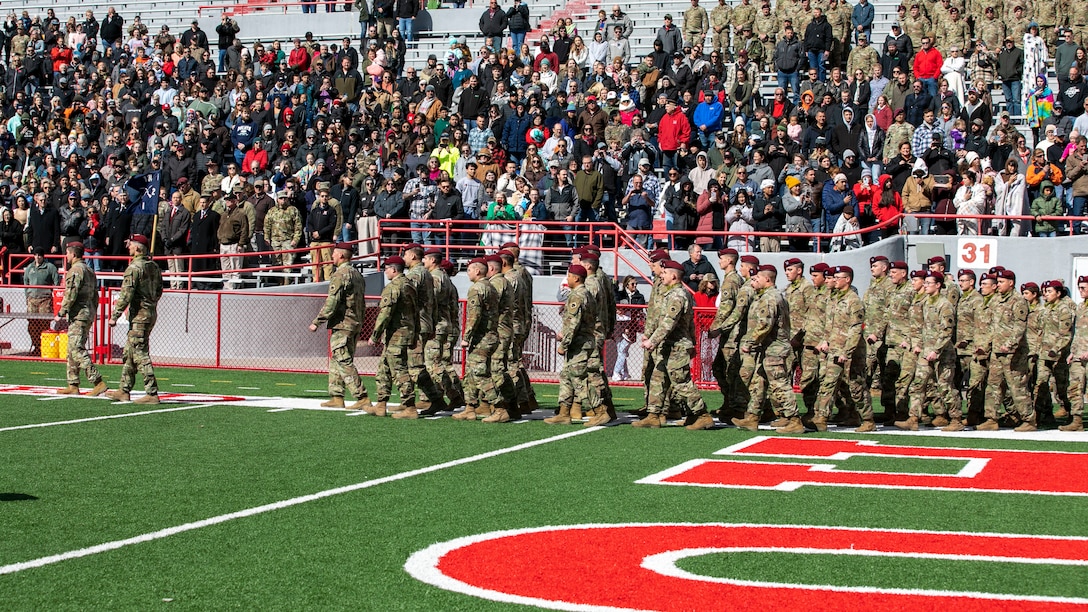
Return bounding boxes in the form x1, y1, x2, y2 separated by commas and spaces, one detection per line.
129, 234, 149, 246
1079, 275, 1088, 284
423, 248, 443, 257
870, 255, 889, 265
662, 260, 684, 271
501, 241, 519, 249
333, 242, 353, 251
1021, 282, 1040, 293
835, 265, 854, 276
384, 255, 405, 266
718, 248, 739, 256
440, 259, 454, 271
468, 257, 487, 266
567, 264, 588, 278
580, 251, 600, 262
980, 273, 996, 282
810, 262, 831, 274
958, 269, 976, 278
989, 266, 1006, 274
927, 271, 945, 283
484, 254, 502, 264
1041, 279, 1063, 290
583, 245, 601, 255
650, 249, 670, 262
496, 249, 514, 258
67, 241, 85, 250
758, 264, 776, 273
910, 270, 928, 279
890, 260, 908, 270
740, 255, 760, 265
927, 256, 946, 267
997, 269, 1016, 280
783, 257, 803, 269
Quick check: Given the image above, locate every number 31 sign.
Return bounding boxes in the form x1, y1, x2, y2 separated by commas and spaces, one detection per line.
957, 237, 997, 269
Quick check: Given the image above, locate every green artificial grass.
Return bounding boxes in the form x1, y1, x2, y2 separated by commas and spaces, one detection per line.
1, 361, 1087, 609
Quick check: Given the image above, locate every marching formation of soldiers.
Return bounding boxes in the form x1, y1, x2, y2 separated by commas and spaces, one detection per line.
314, 238, 1087, 433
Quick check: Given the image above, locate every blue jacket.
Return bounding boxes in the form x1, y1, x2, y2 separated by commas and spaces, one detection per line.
851, 2, 874, 29
821, 180, 849, 229
501, 111, 532, 154
692, 101, 724, 135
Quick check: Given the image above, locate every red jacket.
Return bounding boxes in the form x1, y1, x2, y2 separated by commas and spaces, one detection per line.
912, 48, 943, 80
51, 47, 73, 73
288, 47, 311, 72
243, 148, 269, 174
872, 173, 902, 225
658, 108, 691, 152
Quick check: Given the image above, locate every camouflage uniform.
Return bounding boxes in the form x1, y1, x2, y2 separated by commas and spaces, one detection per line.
1025, 298, 1044, 398
201, 173, 224, 199
111, 253, 163, 396
862, 275, 891, 394
846, 43, 880, 78
558, 284, 599, 411
585, 268, 616, 409
971, 292, 996, 419
371, 273, 417, 403
827, 1, 852, 67
488, 270, 518, 410
754, 11, 780, 69
1036, 296, 1074, 416
955, 287, 985, 417
976, 16, 1007, 53
733, 1, 758, 37
784, 276, 816, 377
884, 123, 916, 160
742, 286, 799, 418
313, 261, 368, 401
712, 274, 755, 415
902, 14, 933, 51
907, 292, 959, 419
504, 265, 532, 409
1033, 0, 1060, 49
643, 275, 666, 398
462, 277, 502, 410
405, 262, 444, 404
684, 3, 711, 47
645, 283, 709, 417
984, 289, 1034, 423
428, 266, 465, 404
1065, 300, 1088, 422
512, 260, 537, 406
799, 281, 831, 411
710, 1, 735, 56
58, 258, 102, 388
266, 202, 303, 267
936, 16, 970, 54
1068, 0, 1088, 48
813, 286, 870, 422
881, 280, 916, 419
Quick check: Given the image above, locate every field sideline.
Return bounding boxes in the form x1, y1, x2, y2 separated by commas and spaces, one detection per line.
2, 361, 1087, 610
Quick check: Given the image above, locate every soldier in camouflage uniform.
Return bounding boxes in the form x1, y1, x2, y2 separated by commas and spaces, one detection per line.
580, 250, 617, 424
927, 256, 961, 309
710, 0, 734, 58
936, 8, 970, 54
733, 266, 805, 433
482, 255, 518, 422
885, 119, 916, 163
827, 0, 852, 68
55, 242, 107, 397
501, 243, 538, 410
310, 244, 371, 411
969, 272, 999, 424
754, 4, 780, 70
201, 162, 225, 201
810, 266, 873, 431
733, 0, 758, 40
975, 9, 1007, 54
799, 262, 832, 413
1059, 276, 1088, 431
453, 259, 503, 421
633, 260, 712, 429
106, 235, 163, 404
954, 270, 985, 423
862, 256, 891, 407
782, 258, 815, 419
896, 271, 961, 430
642, 249, 673, 411
902, 5, 933, 53
424, 251, 465, 408
1033, 0, 1060, 50
266, 192, 303, 270
546, 264, 601, 425
846, 35, 880, 78
980, 270, 1036, 431
684, 0, 711, 47
880, 261, 914, 422
1036, 280, 1074, 421
402, 244, 448, 414
1023, 282, 1045, 404
1067, 0, 1088, 49
367, 256, 417, 416
1007, 6, 1031, 42
710, 253, 759, 420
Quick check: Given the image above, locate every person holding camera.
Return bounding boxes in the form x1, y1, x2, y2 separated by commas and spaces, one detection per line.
622, 174, 655, 248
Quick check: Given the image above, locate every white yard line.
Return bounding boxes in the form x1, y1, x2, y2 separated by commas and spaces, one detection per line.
0, 426, 604, 576
0, 404, 217, 433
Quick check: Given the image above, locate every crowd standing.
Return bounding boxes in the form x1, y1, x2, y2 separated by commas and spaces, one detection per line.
4, 0, 1088, 286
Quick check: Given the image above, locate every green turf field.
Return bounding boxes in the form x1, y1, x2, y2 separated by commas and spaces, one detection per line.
2, 361, 1087, 610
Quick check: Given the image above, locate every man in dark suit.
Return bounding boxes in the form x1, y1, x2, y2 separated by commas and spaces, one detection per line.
26, 192, 61, 255
163, 190, 192, 289
189, 192, 221, 290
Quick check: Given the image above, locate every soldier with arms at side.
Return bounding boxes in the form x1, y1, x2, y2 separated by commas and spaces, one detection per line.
106, 235, 163, 404
309, 243, 371, 411
55, 242, 107, 397
366, 256, 417, 417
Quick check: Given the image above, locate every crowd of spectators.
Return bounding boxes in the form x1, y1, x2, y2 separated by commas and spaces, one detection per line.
2, 0, 1088, 285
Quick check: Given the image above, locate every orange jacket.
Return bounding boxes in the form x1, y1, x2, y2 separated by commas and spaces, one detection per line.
1025, 162, 1063, 188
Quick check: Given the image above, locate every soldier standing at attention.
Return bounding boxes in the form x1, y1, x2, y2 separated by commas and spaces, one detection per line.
501, 242, 539, 412
881, 261, 914, 423
896, 271, 960, 430
641, 249, 672, 412
863, 256, 891, 404
710, 0, 734, 58
546, 264, 601, 425
810, 266, 872, 431
634, 260, 713, 429
266, 191, 304, 275
580, 250, 617, 425
979, 269, 1036, 431
927, 256, 961, 309
1059, 276, 1088, 431
798, 262, 831, 415
499, 249, 533, 415
954, 269, 983, 422
309, 243, 371, 411
55, 242, 107, 397
715, 254, 760, 421
483, 255, 519, 423
367, 256, 417, 417
1023, 282, 1045, 411
684, 0, 711, 47
1037, 279, 1074, 422
969, 272, 999, 425
453, 259, 503, 422
782, 258, 814, 423
106, 235, 163, 404
423, 249, 465, 411
708, 249, 742, 419
732, 265, 805, 433
402, 243, 448, 414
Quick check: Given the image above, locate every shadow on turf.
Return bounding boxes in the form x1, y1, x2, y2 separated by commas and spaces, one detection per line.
0, 493, 39, 502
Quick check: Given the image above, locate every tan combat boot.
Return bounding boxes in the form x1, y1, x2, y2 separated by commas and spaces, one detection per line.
585, 406, 614, 427
769, 416, 791, 428
364, 401, 387, 416
452, 406, 478, 421
1059, 416, 1084, 431
685, 412, 715, 430
730, 413, 760, 432
476, 402, 494, 418
482, 407, 510, 423
631, 412, 663, 428
88, 381, 108, 397
134, 394, 160, 405
976, 419, 1000, 431
854, 420, 876, 433
931, 415, 950, 428
570, 401, 583, 421
348, 396, 373, 411
1054, 407, 1070, 419
106, 390, 130, 402
56, 385, 80, 395
894, 416, 919, 431
543, 405, 572, 425
1013, 416, 1037, 432
808, 415, 828, 432
941, 419, 965, 432
393, 406, 419, 419
321, 397, 346, 408
776, 417, 805, 434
